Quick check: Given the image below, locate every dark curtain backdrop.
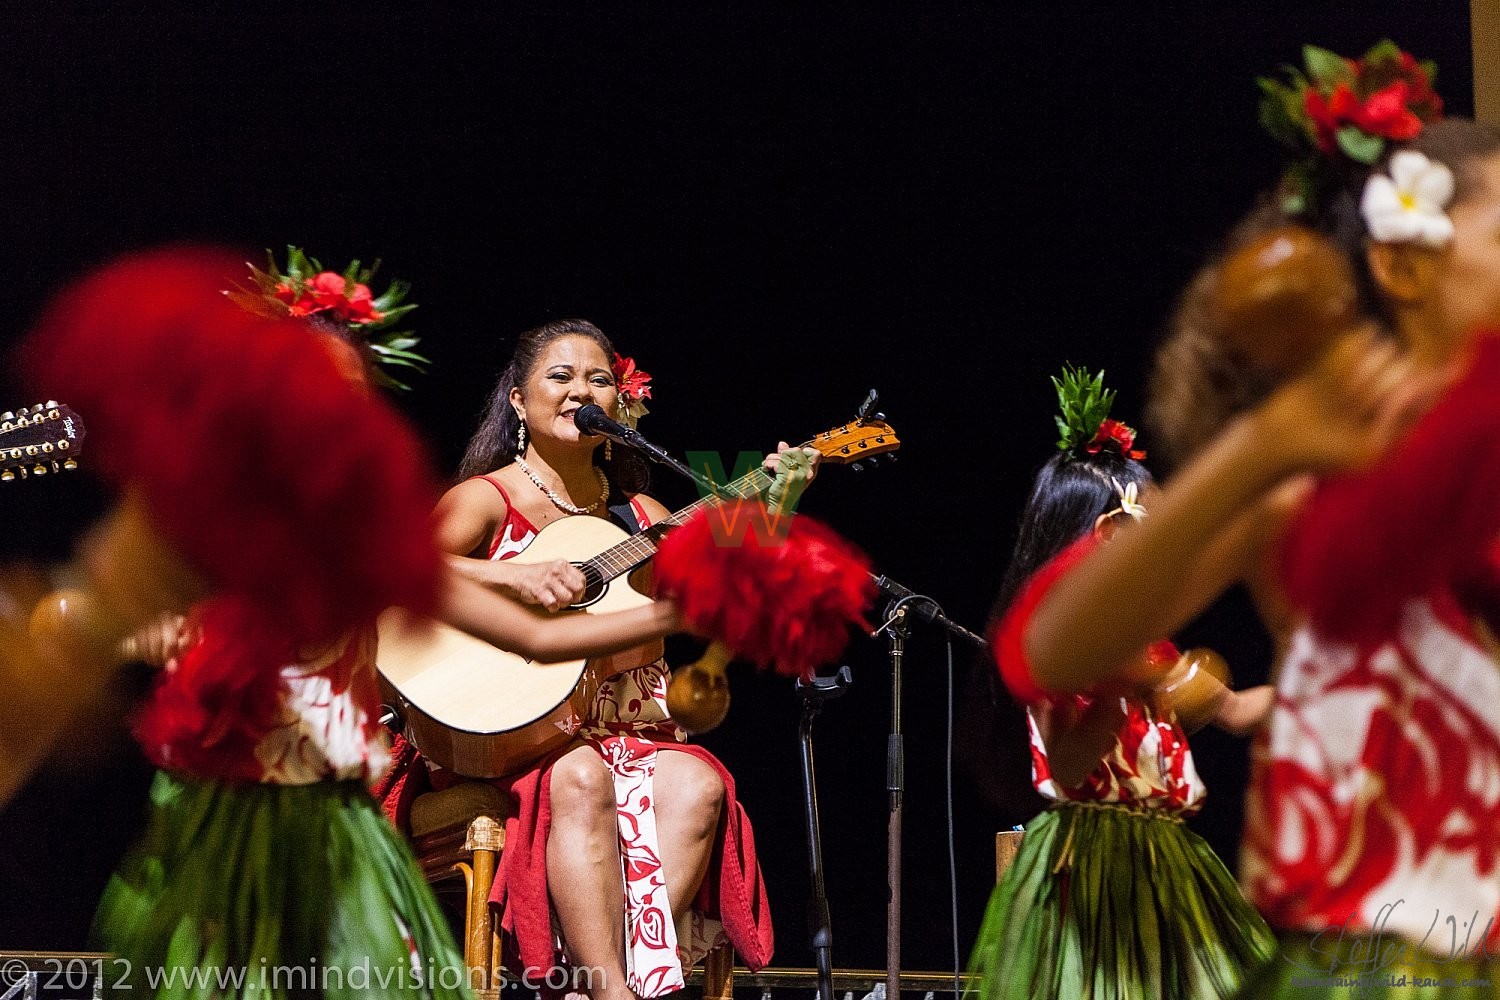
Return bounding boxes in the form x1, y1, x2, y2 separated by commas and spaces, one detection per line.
0, 3, 1474, 970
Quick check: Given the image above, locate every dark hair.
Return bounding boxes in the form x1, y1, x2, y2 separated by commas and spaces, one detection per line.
1149, 118, 1500, 469
455, 318, 650, 496
995, 447, 1154, 614
304, 312, 377, 377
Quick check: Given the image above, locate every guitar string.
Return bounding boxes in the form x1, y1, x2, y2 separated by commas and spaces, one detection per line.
580, 467, 773, 580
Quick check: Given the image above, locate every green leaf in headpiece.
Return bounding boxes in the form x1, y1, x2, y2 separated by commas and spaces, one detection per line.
1051, 364, 1116, 453
1303, 45, 1355, 90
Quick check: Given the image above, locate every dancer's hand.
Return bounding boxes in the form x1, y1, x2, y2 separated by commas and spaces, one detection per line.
1256, 328, 1438, 475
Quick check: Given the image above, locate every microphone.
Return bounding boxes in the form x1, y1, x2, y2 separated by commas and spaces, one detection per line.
574, 404, 717, 492
870, 573, 988, 646
573, 403, 634, 444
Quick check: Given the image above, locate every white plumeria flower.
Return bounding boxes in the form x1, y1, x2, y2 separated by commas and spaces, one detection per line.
1360, 150, 1455, 249
1107, 478, 1147, 521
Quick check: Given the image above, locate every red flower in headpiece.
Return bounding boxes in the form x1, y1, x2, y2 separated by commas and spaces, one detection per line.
1262, 41, 1442, 173
1303, 81, 1422, 153
1304, 83, 1360, 154
612, 353, 652, 404
306, 271, 384, 324
271, 272, 384, 324
1087, 418, 1146, 460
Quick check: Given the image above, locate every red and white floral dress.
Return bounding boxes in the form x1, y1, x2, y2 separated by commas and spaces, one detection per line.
377, 478, 773, 998
998, 537, 1206, 817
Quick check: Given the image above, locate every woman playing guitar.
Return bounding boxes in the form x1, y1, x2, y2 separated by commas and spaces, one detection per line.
379, 319, 816, 1000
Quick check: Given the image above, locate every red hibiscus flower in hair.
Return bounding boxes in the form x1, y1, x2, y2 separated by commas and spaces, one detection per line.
1086, 418, 1146, 460
611, 353, 654, 428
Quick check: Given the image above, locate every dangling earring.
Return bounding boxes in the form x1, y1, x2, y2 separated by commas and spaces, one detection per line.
516, 421, 528, 455
604, 440, 613, 462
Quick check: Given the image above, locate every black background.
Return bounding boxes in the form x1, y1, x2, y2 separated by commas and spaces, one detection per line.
0, 3, 1475, 973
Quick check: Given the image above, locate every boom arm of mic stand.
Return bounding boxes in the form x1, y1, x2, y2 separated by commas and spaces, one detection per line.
605, 425, 723, 495
870, 574, 988, 647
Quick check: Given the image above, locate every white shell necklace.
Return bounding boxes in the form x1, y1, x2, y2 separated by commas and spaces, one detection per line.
513, 454, 610, 515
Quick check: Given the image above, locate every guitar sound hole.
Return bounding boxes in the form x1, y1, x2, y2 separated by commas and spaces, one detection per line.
572, 563, 607, 609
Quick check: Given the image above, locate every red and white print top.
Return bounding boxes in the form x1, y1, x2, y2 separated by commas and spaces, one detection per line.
1241, 337, 1500, 950
995, 536, 1207, 817
1241, 592, 1500, 948
254, 626, 391, 785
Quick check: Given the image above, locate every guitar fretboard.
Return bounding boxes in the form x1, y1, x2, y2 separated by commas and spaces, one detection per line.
582, 465, 773, 581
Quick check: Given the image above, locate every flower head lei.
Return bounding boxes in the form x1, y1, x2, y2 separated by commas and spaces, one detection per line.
1258, 40, 1444, 220
225, 246, 426, 390
1052, 364, 1146, 461
611, 352, 653, 429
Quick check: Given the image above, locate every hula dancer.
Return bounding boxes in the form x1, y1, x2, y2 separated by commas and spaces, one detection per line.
29, 249, 684, 999
969, 367, 1274, 1000
1016, 42, 1500, 997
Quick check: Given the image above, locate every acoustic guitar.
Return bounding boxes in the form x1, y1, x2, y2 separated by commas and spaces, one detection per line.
0, 402, 86, 482
377, 416, 899, 777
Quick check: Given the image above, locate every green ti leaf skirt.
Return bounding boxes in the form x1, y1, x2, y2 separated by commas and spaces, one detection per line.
967, 801, 1276, 1000
92, 771, 473, 999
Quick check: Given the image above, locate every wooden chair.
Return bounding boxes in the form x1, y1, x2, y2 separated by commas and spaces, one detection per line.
409, 780, 736, 998
409, 782, 510, 992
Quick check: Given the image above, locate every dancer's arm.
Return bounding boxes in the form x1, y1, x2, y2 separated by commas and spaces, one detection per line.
1025, 331, 1426, 693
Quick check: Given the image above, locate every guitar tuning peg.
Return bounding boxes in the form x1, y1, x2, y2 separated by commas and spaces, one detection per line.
31, 403, 46, 413
0, 470, 13, 482
62, 459, 77, 471
50, 461, 59, 473
886, 454, 897, 464
43, 400, 57, 409
0, 411, 12, 421
32, 464, 46, 476
850, 462, 865, 472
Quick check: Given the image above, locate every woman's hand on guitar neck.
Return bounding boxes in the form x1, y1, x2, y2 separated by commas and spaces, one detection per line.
764, 442, 820, 512
444, 555, 586, 613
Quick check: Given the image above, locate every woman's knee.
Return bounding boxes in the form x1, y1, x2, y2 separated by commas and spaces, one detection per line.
549, 750, 615, 817
659, 757, 725, 831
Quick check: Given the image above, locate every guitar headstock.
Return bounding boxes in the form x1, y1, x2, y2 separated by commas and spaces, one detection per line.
0, 402, 87, 482
807, 416, 900, 469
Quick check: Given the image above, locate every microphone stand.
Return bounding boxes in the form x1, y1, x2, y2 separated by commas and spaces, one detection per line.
797, 665, 851, 1000
869, 579, 986, 1000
